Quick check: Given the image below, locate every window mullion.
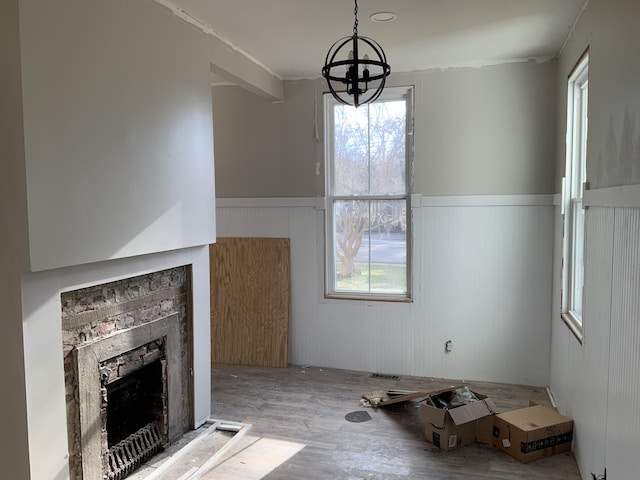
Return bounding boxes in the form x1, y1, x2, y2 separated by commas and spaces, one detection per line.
331, 194, 407, 201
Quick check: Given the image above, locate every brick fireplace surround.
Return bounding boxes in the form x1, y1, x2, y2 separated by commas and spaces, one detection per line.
20, 247, 211, 480
62, 267, 191, 479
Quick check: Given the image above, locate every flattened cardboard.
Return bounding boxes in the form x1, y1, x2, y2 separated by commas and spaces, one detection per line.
419, 389, 497, 451
372, 384, 465, 407
492, 404, 573, 463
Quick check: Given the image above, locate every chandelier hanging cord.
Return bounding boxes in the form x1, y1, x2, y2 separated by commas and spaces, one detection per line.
353, 0, 359, 35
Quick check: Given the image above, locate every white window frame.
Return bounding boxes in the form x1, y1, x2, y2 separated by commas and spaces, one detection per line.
324, 86, 414, 302
561, 51, 589, 341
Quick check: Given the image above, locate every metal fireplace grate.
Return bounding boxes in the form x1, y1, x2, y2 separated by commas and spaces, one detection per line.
105, 421, 163, 480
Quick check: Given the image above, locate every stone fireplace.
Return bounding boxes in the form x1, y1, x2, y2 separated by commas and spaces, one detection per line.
61, 267, 193, 480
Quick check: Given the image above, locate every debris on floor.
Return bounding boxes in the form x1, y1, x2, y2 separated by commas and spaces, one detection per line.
419, 386, 497, 451
492, 404, 574, 463
359, 384, 575, 462
361, 385, 464, 408
361, 390, 386, 407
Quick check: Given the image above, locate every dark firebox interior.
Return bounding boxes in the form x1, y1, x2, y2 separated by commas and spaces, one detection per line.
106, 360, 164, 447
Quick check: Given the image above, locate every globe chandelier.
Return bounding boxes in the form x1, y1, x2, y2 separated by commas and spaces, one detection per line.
321, 0, 391, 108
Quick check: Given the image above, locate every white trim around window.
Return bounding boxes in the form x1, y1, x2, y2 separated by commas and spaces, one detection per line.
323, 86, 414, 302
561, 50, 589, 342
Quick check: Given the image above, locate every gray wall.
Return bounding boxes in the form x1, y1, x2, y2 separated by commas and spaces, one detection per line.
404, 62, 557, 196
213, 60, 558, 197
212, 81, 318, 198
555, 0, 640, 191
0, 1, 31, 478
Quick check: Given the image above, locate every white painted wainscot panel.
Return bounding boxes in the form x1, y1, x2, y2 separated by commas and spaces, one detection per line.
216, 195, 555, 386
606, 207, 640, 479
570, 207, 613, 478
549, 184, 640, 480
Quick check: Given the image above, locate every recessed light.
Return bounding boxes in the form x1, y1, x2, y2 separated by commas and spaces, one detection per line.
370, 11, 397, 23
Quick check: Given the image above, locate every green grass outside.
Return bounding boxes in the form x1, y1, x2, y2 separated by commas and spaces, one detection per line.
336, 262, 406, 293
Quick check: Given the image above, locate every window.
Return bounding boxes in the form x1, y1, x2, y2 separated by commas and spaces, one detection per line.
324, 86, 413, 301
562, 52, 588, 339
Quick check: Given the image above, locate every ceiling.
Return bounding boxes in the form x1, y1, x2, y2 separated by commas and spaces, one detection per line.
169, 0, 587, 81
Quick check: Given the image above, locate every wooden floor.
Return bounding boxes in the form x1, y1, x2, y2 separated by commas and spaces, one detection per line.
211, 364, 582, 480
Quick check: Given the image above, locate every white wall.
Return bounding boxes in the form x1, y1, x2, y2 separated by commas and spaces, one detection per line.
550, 0, 640, 478
211, 60, 559, 387
6, 1, 220, 478
21, 247, 211, 480
605, 204, 640, 478
551, 192, 640, 480
19, 0, 216, 271
550, 202, 614, 478
211, 57, 559, 389
217, 194, 554, 386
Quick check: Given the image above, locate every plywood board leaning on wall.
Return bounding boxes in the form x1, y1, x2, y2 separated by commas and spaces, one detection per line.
210, 238, 290, 367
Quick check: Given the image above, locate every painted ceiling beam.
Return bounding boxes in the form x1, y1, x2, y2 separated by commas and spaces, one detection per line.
154, 0, 284, 102
207, 39, 284, 102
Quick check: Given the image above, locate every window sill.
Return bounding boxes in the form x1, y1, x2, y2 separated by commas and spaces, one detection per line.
325, 293, 413, 303
561, 312, 584, 344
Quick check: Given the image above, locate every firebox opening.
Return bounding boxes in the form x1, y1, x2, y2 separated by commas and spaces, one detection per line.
106, 360, 166, 447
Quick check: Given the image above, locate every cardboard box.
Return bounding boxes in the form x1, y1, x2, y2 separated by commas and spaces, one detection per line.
492, 404, 573, 463
419, 388, 497, 451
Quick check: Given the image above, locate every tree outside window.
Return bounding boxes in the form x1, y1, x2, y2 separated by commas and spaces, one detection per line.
325, 87, 413, 299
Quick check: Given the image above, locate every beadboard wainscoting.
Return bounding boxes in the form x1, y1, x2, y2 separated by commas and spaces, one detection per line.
216, 194, 555, 387
550, 183, 640, 479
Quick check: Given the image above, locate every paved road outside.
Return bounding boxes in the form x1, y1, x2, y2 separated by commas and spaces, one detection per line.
353, 232, 406, 264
